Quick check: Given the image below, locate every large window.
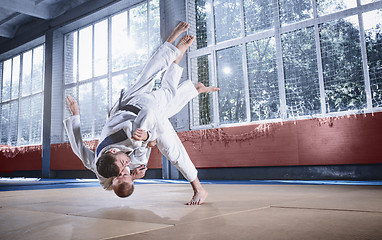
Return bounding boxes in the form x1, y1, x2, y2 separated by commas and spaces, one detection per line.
188, 0, 382, 128
63, 0, 160, 140
0, 45, 44, 146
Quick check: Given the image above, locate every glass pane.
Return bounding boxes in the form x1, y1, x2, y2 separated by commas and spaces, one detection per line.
364, 9, 382, 107
194, 0, 213, 48
64, 86, 77, 120
79, 26, 93, 81
112, 73, 129, 104
282, 28, 321, 118
279, 0, 313, 26
64, 32, 77, 84
1, 103, 10, 144
112, 11, 129, 71
2, 59, 11, 101
9, 100, 18, 145
217, 45, 246, 124
32, 45, 44, 93
31, 93, 43, 144
244, 0, 273, 35
317, 0, 357, 16
149, 0, 161, 55
129, 3, 148, 66
94, 20, 108, 77
22, 50, 32, 96
319, 16, 365, 112
247, 38, 280, 121
214, 0, 242, 43
19, 97, 31, 145
94, 79, 108, 137
11, 56, 20, 99
79, 82, 93, 139
191, 55, 214, 126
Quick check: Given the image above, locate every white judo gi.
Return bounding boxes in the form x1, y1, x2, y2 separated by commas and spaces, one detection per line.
63, 42, 199, 190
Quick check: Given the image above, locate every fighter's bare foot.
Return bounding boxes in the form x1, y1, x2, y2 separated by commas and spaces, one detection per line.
196, 82, 220, 94
176, 35, 195, 54
186, 188, 208, 205
174, 35, 195, 64
167, 21, 190, 44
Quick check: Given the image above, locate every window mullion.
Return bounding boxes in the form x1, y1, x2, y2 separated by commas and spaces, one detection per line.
273, 0, 287, 119
212, 49, 219, 126
108, 17, 112, 111
239, 0, 250, 122
91, 24, 96, 139
313, 0, 326, 115
357, 0, 372, 110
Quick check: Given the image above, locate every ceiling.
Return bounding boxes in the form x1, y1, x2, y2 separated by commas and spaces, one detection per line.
0, 0, 91, 41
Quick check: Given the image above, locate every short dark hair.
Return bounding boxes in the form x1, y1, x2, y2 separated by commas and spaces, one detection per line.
96, 152, 119, 178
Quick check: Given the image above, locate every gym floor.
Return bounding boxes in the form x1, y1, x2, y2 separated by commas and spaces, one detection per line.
1, 179, 382, 240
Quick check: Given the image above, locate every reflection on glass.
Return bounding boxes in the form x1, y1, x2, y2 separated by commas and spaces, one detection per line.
1, 103, 10, 144
217, 46, 246, 124
363, 9, 382, 107
19, 98, 31, 145
129, 3, 148, 66
2, 59, 11, 101
79, 82, 93, 139
244, 0, 273, 35
94, 20, 108, 77
64, 32, 77, 84
279, 0, 313, 26
214, 0, 241, 43
31, 93, 42, 144
195, 0, 213, 48
22, 50, 32, 96
247, 38, 280, 121
319, 16, 365, 112
9, 101, 18, 145
282, 28, 321, 118
11, 56, 20, 99
79, 26, 93, 81
94, 79, 108, 136
317, 0, 357, 16
112, 12, 128, 71
149, 0, 161, 55
32, 45, 44, 93
191, 55, 213, 126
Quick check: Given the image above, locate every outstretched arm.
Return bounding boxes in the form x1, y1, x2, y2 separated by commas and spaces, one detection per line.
63, 96, 97, 172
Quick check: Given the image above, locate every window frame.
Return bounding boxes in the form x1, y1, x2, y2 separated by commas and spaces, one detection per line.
0, 41, 45, 146
61, 0, 160, 141
187, 0, 382, 130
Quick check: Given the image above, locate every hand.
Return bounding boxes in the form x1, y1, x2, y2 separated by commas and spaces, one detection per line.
132, 128, 148, 141
131, 165, 147, 180
66, 95, 79, 116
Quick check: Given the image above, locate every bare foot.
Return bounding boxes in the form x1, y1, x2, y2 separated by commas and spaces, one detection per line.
167, 21, 190, 44
176, 35, 194, 54
173, 35, 195, 64
195, 82, 220, 94
187, 188, 208, 205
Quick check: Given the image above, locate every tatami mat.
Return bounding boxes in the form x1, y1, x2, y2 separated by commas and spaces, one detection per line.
0, 181, 381, 240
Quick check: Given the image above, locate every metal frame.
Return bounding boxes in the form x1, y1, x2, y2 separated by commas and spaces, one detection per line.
0, 43, 45, 146
187, 0, 382, 130
61, 0, 157, 141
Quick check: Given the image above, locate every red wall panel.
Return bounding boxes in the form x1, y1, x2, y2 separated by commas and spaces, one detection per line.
0, 145, 42, 172
1, 112, 382, 173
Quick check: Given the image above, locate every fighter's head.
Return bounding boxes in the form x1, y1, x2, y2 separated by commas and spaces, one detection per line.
96, 148, 131, 178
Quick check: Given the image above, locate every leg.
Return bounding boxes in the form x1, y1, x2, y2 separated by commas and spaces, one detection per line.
156, 119, 208, 205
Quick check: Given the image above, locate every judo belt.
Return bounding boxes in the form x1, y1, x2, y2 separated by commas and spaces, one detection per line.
96, 105, 141, 156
